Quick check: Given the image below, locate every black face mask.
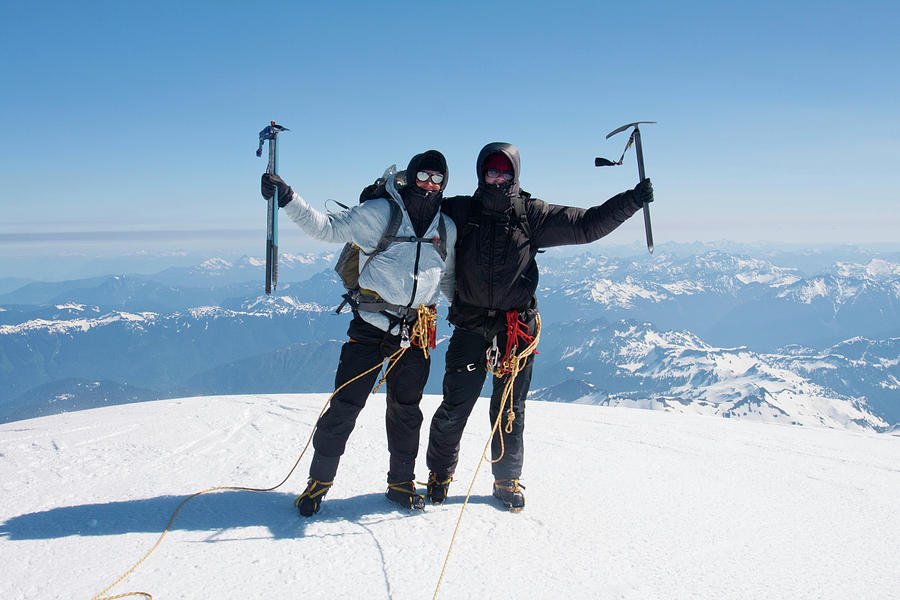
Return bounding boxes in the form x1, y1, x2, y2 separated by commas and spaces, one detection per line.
402, 185, 442, 237
476, 180, 515, 212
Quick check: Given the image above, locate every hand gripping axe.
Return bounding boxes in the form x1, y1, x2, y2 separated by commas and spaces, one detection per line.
595, 121, 656, 254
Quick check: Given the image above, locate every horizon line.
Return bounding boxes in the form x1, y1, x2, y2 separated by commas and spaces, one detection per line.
2, 230, 900, 250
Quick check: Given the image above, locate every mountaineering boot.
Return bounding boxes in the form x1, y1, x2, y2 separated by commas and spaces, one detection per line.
492, 479, 526, 512
386, 481, 426, 510
426, 472, 453, 504
294, 478, 333, 517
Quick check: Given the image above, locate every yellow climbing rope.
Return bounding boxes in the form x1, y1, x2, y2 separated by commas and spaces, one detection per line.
484, 312, 541, 464
432, 313, 541, 600
410, 304, 438, 359
92, 307, 436, 600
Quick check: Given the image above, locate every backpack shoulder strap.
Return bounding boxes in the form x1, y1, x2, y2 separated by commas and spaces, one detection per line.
382, 199, 404, 246
456, 197, 480, 244
360, 198, 403, 272
511, 196, 530, 236
435, 214, 447, 261
511, 195, 539, 253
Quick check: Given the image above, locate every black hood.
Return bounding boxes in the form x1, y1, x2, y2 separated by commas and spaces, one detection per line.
475, 142, 521, 211
403, 149, 448, 193
400, 149, 447, 237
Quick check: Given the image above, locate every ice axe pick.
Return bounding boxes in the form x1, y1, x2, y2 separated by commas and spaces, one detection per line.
595, 121, 656, 254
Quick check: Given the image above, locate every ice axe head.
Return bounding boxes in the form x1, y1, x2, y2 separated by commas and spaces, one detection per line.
595, 121, 656, 169
256, 121, 290, 157
606, 121, 656, 139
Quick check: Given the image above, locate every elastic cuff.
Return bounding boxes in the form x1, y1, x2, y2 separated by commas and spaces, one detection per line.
387, 457, 417, 484
277, 187, 295, 208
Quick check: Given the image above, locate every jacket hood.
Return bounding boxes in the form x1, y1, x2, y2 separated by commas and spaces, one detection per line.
475, 142, 521, 210
476, 143, 520, 187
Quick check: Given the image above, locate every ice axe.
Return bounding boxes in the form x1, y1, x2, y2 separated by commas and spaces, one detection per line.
595, 121, 656, 254
256, 121, 289, 295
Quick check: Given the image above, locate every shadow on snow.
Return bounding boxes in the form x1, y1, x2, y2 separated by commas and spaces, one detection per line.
0, 490, 502, 541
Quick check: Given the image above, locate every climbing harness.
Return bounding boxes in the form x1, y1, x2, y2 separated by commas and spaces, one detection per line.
485, 310, 539, 455
372, 304, 437, 394
92, 308, 437, 600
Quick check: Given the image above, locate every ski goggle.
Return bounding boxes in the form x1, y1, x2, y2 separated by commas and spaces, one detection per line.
416, 171, 444, 184
485, 169, 514, 181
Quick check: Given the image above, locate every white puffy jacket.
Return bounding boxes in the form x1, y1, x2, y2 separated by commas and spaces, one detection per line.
282, 172, 456, 334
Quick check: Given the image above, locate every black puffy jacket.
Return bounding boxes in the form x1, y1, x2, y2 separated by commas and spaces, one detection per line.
442, 142, 642, 337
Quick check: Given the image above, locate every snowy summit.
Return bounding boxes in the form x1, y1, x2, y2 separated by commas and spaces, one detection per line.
2, 394, 898, 599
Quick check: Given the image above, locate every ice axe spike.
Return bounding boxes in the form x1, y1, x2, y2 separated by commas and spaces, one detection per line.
595, 121, 656, 254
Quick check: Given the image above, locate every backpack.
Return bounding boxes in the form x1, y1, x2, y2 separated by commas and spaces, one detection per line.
333, 165, 448, 314
459, 191, 540, 255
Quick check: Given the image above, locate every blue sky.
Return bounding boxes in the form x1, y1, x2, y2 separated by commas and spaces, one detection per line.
1, 0, 898, 269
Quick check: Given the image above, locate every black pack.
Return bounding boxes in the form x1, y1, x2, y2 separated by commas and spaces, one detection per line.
458, 191, 539, 255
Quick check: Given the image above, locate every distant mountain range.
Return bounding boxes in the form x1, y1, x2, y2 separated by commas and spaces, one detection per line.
0, 253, 335, 312
1, 245, 898, 430
0, 297, 347, 403
536, 252, 900, 350
530, 318, 897, 430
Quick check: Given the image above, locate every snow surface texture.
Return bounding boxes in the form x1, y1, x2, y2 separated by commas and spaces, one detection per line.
2, 394, 899, 600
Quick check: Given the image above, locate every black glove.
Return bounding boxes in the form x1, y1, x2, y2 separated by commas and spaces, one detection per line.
261, 173, 294, 208
632, 178, 653, 208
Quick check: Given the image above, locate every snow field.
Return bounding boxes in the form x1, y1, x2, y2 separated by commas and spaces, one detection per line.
1, 394, 898, 599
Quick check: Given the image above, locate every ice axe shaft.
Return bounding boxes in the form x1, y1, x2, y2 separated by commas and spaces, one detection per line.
266, 135, 278, 295
632, 126, 654, 254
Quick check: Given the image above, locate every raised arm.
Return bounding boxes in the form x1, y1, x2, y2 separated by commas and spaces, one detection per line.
262, 173, 388, 249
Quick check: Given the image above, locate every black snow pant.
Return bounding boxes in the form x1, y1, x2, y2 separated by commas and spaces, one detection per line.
426, 320, 535, 481
309, 315, 430, 485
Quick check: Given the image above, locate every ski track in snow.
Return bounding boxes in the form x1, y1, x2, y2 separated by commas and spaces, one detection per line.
1, 394, 899, 600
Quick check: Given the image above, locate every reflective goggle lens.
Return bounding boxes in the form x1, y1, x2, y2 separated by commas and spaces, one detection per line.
486, 169, 514, 181
416, 171, 444, 184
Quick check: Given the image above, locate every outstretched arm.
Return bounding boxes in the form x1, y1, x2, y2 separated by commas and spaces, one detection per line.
532, 179, 652, 248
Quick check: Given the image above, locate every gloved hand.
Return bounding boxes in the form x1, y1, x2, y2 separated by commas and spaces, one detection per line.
261, 173, 294, 208
632, 178, 653, 208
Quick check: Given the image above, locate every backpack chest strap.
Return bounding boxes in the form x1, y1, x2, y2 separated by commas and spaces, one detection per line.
382, 214, 448, 261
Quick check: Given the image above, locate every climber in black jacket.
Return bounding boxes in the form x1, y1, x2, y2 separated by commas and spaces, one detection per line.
425, 142, 653, 511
